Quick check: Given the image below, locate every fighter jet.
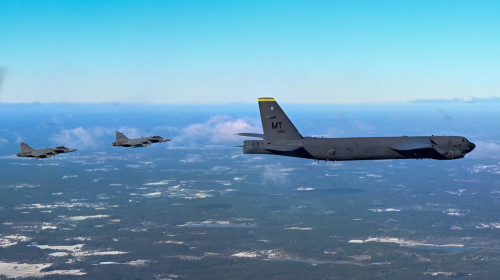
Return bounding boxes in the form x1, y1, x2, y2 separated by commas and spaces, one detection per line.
16, 142, 76, 159
238, 98, 475, 161
112, 131, 170, 148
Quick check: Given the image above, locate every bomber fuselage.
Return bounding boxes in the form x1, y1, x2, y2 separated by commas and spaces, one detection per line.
243, 136, 475, 161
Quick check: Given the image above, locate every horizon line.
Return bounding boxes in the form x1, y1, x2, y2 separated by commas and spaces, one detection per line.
1, 96, 499, 106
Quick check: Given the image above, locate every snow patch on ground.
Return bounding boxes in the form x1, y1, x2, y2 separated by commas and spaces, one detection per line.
424, 271, 457, 276
0, 261, 86, 278
445, 208, 467, 216
155, 240, 187, 245
143, 192, 162, 197
284, 227, 313, 231
64, 215, 110, 221
348, 237, 463, 248
178, 219, 256, 228
0, 235, 30, 247
369, 208, 400, 212
232, 251, 258, 258
31, 243, 128, 258
475, 222, 500, 229
296, 187, 315, 191
143, 180, 172, 186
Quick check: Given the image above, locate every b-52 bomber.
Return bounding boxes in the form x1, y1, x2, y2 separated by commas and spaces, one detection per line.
16, 142, 76, 159
112, 131, 170, 148
238, 98, 475, 161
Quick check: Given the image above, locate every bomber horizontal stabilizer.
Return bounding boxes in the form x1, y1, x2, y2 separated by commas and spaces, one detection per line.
263, 144, 303, 152
236, 133, 265, 138
390, 137, 433, 151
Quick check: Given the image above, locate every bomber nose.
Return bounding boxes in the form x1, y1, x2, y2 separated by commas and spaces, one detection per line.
469, 142, 476, 152
464, 141, 475, 153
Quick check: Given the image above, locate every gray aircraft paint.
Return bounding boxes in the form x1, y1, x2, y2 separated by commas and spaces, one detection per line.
112, 131, 170, 148
16, 142, 76, 159
238, 98, 475, 161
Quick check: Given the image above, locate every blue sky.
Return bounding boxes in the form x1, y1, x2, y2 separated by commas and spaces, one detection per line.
1, 0, 499, 103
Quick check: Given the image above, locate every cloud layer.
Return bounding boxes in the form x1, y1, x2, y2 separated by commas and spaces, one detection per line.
471, 141, 500, 158
47, 115, 261, 150
50, 127, 111, 149
414, 96, 500, 104
175, 115, 261, 145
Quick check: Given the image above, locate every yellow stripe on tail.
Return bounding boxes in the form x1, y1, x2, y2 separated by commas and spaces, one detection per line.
258, 98, 275, 102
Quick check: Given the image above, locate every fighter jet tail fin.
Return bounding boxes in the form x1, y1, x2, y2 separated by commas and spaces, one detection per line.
258, 97, 303, 140
116, 131, 129, 142
20, 142, 33, 153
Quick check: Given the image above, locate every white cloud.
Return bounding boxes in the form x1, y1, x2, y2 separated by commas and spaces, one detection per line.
471, 141, 500, 158
475, 141, 500, 152
116, 127, 148, 139
261, 163, 291, 185
414, 96, 500, 103
49, 126, 152, 150
49, 117, 257, 151
176, 115, 261, 144
50, 127, 112, 149
179, 154, 204, 163
0, 138, 7, 146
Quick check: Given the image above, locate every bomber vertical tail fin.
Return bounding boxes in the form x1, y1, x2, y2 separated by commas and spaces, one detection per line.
258, 97, 303, 140
116, 131, 129, 143
20, 142, 33, 153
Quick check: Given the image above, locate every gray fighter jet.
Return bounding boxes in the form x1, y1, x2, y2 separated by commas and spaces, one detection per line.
112, 131, 170, 148
16, 142, 76, 159
238, 98, 475, 161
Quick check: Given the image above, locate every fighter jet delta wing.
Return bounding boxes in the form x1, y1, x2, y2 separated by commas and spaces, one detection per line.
145, 135, 171, 144
238, 97, 476, 161
16, 142, 76, 159
112, 131, 170, 148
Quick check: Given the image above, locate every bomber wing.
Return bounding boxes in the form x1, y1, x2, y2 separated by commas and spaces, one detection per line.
260, 139, 304, 152
390, 137, 433, 151
236, 133, 265, 138
390, 137, 451, 159
263, 143, 303, 152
